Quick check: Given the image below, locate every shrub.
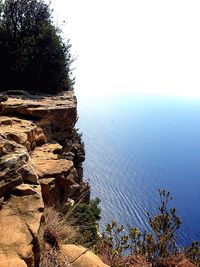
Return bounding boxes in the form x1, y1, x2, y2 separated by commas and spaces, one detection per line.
0, 0, 73, 94
96, 190, 200, 267
71, 197, 101, 246
145, 189, 182, 260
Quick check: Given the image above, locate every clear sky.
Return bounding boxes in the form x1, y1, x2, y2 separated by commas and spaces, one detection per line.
51, 0, 200, 97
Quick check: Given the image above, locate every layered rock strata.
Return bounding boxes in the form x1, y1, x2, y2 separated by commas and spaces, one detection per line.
0, 91, 90, 267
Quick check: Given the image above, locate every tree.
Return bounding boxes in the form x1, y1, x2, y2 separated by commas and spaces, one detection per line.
0, 0, 73, 94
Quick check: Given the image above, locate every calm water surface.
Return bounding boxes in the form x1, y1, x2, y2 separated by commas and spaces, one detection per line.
77, 93, 200, 245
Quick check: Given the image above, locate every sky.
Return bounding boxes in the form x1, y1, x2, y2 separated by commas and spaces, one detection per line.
51, 0, 200, 98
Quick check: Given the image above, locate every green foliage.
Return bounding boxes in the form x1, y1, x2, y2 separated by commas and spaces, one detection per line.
97, 189, 200, 266
146, 189, 182, 260
72, 198, 101, 246
0, 0, 73, 94
97, 221, 129, 266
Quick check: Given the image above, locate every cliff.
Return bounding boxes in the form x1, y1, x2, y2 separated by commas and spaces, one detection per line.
0, 91, 108, 267
0, 91, 196, 267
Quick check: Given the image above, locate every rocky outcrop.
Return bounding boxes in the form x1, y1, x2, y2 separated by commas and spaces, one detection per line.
0, 186, 44, 267
0, 90, 77, 141
31, 142, 88, 205
0, 91, 90, 267
60, 245, 109, 267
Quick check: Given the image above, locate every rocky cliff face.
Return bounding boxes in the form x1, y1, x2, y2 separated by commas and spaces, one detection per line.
0, 91, 99, 267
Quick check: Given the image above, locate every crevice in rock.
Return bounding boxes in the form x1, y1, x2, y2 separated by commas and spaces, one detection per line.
70, 248, 89, 264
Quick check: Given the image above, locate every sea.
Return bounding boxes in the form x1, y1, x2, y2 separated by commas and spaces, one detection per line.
76, 93, 200, 246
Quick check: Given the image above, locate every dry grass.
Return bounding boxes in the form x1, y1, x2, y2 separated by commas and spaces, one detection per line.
97, 241, 150, 267
40, 244, 72, 267
43, 206, 78, 247
119, 255, 150, 267
39, 245, 60, 267
39, 206, 79, 267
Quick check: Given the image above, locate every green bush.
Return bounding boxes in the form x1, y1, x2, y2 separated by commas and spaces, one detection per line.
0, 0, 73, 94
71, 197, 101, 246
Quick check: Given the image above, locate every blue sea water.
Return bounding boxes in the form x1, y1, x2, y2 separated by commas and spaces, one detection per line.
77, 93, 200, 246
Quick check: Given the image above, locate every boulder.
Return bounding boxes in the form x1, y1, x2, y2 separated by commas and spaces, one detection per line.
60, 244, 110, 267
0, 186, 44, 267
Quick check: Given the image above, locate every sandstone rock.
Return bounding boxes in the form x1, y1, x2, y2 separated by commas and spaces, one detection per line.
0, 186, 44, 267
0, 116, 46, 149
0, 137, 39, 198
12, 184, 40, 196
60, 244, 110, 267
18, 161, 39, 184
39, 177, 56, 204
30, 142, 62, 160
0, 255, 28, 267
32, 158, 74, 178
30, 141, 75, 180
0, 91, 89, 267
0, 91, 77, 141
29, 139, 87, 204
0, 137, 27, 197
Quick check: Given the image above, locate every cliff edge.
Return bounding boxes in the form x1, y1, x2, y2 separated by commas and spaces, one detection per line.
0, 91, 108, 267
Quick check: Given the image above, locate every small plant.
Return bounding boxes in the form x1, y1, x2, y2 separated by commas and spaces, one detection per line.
96, 220, 129, 266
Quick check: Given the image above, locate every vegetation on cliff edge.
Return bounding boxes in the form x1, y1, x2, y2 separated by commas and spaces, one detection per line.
95, 190, 200, 266
39, 190, 199, 266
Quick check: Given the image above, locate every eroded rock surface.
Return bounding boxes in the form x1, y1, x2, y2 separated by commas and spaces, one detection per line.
60, 245, 109, 267
0, 91, 90, 267
0, 91, 77, 141
0, 136, 39, 198
0, 186, 44, 267
0, 116, 46, 150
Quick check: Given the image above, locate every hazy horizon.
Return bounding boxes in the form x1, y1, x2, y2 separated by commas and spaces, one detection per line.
51, 0, 200, 98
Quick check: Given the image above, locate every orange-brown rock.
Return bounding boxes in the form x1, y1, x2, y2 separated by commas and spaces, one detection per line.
0, 91, 92, 266
0, 185, 44, 267
60, 244, 110, 267
30, 142, 62, 160
32, 158, 74, 179
30, 142, 86, 204
0, 116, 46, 150
0, 91, 77, 141
0, 137, 39, 198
